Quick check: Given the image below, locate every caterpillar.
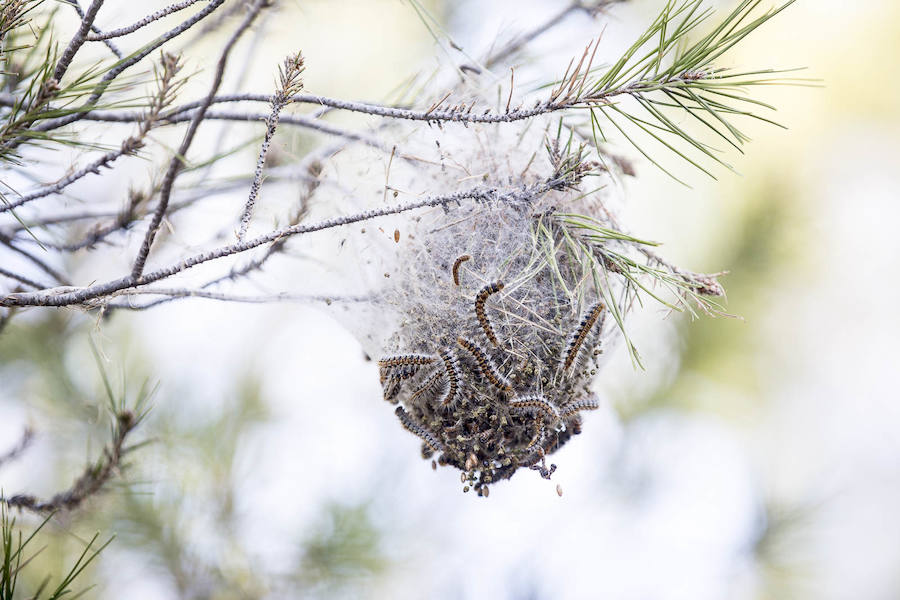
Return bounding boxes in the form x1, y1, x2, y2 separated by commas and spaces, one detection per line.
409, 368, 444, 404
560, 396, 600, 418
456, 336, 512, 393
451, 254, 471, 286
508, 394, 560, 423
378, 354, 436, 369
381, 365, 421, 401
379, 363, 420, 386
561, 302, 605, 372
395, 406, 443, 453
474, 281, 504, 347
437, 348, 462, 408
379, 354, 435, 385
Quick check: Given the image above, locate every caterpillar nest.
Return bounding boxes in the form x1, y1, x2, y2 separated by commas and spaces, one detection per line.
321, 116, 644, 496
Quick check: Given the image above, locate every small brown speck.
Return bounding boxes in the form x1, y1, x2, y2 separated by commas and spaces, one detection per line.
556, 484, 563, 497
394, 229, 400, 243
384, 273, 390, 278
432, 460, 437, 471
465, 453, 477, 471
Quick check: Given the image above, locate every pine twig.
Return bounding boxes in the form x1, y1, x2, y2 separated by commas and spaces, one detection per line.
1, 411, 138, 514
131, 0, 269, 279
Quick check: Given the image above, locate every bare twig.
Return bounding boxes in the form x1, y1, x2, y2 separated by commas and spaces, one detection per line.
0, 236, 70, 285
54, 0, 105, 82
639, 246, 726, 297
63, 0, 122, 59
131, 0, 268, 279
86, 0, 206, 41
237, 51, 305, 240
97, 288, 371, 306
0, 428, 34, 469
0, 266, 48, 290
483, 0, 625, 69
1, 411, 138, 514
2, 176, 564, 308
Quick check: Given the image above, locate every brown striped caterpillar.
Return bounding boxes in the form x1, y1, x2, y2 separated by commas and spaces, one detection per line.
409, 368, 444, 404
456, 336, 512, 393
379, 362, 421, 385
378, 354, 436, 369
561, 302, 605, 372
437, 347, 462, 408
508, 394, 560, 423
474, 281, 504, 346
395, 406, 443, 453
381, 364, 422, 401
560, 396, 600, 418
451, 254, 471, 286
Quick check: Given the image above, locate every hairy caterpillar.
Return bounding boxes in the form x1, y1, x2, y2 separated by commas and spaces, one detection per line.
437, 348, 462, 408
395, 406, 443, 452
508, 394, 560, 423
474, 281, 504, 346
561, 302, 605, 372
456, 336, 512, 393
560, 396, 600, 417
409, 368, 444, 404
378, 354, 436, 369
451, 254, 471, 286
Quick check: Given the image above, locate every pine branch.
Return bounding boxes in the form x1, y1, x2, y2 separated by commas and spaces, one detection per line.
1, 410, 141, 514
236, 51, 304, 240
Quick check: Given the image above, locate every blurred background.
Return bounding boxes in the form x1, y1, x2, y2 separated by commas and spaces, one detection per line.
1, 1, 899, 598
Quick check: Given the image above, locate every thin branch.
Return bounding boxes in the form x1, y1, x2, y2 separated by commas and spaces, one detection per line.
131, 0, 268, 279
2, 176, 564, 308
58, 109, 388, 150
0, 428, 34, 469
86, 0, 205, 41
237, 51, 305, 241
1, 209, 121, 233
96, 288, 372, 306
63, 0, 122, 59
0, 266, 48, 290
3, 148, 139, 213
1, 412, 137, 514
483, 0, 625, 69
0, 236, 70, 285
53, 0, 104, 82
639, 245, 725, 296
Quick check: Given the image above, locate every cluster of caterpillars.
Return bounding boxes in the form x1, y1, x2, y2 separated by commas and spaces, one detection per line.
378, 269, 607, 496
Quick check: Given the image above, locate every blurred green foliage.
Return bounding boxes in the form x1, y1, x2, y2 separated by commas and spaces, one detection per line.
1, 314, 388, 598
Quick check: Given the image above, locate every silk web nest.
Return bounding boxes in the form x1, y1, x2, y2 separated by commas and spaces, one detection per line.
325, 114, 650, 497
321, 100, 721, 496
